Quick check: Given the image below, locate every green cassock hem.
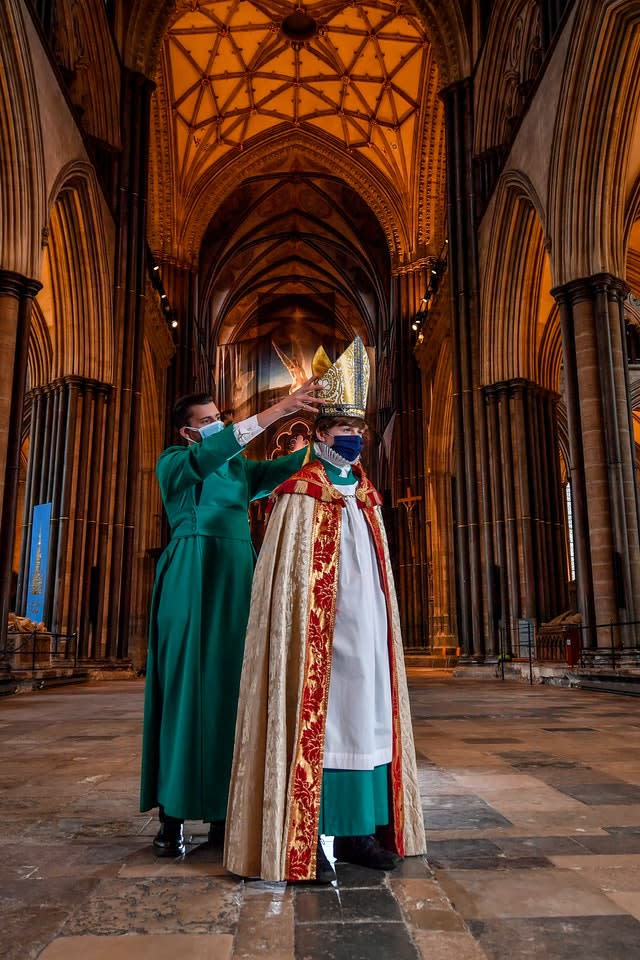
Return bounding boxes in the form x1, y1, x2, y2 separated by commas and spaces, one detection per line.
319, 763, 390, 837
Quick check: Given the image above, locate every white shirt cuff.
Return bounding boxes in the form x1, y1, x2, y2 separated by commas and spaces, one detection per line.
233, 414, 264, 446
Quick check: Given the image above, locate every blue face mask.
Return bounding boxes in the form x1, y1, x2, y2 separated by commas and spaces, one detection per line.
197, 419, 224, 440
331, 434, 363, 462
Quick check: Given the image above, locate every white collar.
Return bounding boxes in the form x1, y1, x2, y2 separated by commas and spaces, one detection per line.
314, 441, 360, 478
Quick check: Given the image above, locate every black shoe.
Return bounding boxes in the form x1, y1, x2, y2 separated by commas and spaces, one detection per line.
207, 820, 225, 846
316, 841, 336, 883
153, 817, 185, 858
333, 835, 403, 871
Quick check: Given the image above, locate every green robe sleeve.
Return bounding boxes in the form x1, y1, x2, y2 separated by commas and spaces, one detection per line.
157, 427, 244, 499
244, 447, 308, 501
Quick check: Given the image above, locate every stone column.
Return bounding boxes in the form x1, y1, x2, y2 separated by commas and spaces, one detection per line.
553, 274, 640, 646
103, 69, 153, 661
0, 270, 41, 651
427, 467, 456, 644
484, 379, 568, 649
442, 79, 493, 659
389, 268, 429, 648
16, 377, 112, 654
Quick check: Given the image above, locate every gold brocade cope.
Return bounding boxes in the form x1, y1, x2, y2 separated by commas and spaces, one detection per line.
284, 499, 340, 881
223, 459, 426, 883
312, 336, 370, 418
272, 459, 383, 509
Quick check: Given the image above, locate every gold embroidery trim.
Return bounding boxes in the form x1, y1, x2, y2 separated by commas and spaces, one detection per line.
284, 500, 340, 880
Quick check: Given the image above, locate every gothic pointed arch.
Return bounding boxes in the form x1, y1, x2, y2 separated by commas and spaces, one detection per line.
549, 1, 640, 284
624, 177, 640, 298
481, 171, 557, 389
27, 302, 54, 389
0, 0, 47, 278
156, 127, 412, 269
36, 162, 114, 385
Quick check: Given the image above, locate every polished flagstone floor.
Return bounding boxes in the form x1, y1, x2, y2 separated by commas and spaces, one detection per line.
2, 674, 640, 958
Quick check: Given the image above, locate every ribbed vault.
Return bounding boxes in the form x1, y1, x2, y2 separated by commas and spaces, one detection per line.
166, 2, 431, 190
151, 126, 411, 267
122, 0, 469, 90
146, 1, 448, 269
199, 172, 390, 344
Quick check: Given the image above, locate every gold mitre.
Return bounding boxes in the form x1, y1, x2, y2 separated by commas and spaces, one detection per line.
311, 336, 370, 419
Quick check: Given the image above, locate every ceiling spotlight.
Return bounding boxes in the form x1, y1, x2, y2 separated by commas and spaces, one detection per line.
161, 293, 167, 300
171, 319, 178, 328
153, 264, 160, 271
412, 322, 418, 331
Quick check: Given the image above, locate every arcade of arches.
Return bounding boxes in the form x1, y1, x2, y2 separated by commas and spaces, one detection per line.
1, 0, 640, 677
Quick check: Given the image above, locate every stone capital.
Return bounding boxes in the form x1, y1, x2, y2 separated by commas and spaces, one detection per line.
0, 270, 42, 300
551, 273, 629, 307
483, 377, 560, 403
35, 375, 113, 397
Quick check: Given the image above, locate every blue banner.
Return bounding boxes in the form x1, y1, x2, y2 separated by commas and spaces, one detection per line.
25, 503, 52, 625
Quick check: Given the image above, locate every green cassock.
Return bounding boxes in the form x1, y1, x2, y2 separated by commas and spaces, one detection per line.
140, 425, 306, 822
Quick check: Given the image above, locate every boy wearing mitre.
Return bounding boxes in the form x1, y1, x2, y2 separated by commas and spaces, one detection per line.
224, 336, 426, 882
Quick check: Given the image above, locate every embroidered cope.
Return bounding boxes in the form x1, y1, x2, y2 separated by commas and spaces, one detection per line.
224, 460, 426, 882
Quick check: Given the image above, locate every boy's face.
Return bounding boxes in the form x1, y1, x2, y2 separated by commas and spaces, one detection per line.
316, 422, 365, 446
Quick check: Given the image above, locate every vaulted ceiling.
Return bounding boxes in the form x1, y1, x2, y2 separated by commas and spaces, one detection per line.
147, 0, 447, 342
164, 1, 433, 195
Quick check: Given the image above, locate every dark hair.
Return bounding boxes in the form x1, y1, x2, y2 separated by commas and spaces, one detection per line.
314, 415, 368, 436
172, 393, 213, 430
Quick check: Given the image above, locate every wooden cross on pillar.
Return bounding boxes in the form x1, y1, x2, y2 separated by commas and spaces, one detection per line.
397, 485, 422, 563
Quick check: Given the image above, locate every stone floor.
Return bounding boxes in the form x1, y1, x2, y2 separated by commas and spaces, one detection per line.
2, 673, 640, 959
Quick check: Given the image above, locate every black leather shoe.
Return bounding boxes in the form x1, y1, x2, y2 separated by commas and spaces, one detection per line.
153, 818, 185, 857
316, 841, 336, 883
207, 820, 225, 846
333, 835, 403, 870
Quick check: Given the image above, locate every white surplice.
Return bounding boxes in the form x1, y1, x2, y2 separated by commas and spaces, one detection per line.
322, 478, 393, 770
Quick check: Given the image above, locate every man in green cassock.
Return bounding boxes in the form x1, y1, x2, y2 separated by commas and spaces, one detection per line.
140, 379, 322, 856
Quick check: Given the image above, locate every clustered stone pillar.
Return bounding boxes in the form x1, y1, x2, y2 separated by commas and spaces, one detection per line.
16, 378, 112, 657
553, 274, 640, 646
426, 467, 456, 642
484, 379, 568, 647
0, 270, 41, 652
105, 68, 153, 661
413, 292, 457, 648
390, 269, 429, 648
442, 78, 492, 660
